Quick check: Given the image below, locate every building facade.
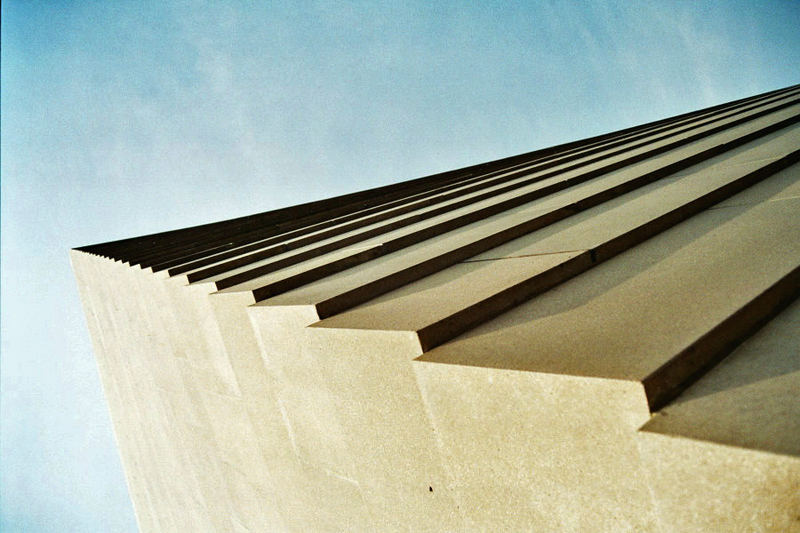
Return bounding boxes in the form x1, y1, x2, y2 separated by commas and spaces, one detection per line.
73, 84, 800, 532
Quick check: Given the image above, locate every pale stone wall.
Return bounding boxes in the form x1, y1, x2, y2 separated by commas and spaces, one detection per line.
74, 84, 800, 532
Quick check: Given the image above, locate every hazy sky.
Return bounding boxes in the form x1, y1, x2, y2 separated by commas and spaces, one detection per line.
1, 1, 798, 531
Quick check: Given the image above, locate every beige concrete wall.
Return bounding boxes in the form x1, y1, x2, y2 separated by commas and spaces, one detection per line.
72, 88, 800, 532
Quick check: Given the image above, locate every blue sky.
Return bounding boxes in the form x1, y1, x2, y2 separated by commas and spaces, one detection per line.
1, 1, 798, 531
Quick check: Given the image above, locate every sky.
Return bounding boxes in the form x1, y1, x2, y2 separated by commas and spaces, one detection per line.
1, 1, 798, 531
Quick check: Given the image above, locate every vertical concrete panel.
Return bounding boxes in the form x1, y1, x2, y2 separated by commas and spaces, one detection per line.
413, 362, 657, 532
638, 431, 800, 533
302, 327, 465, 531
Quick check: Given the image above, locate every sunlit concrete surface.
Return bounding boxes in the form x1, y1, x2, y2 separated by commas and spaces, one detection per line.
73, 84, 800, 532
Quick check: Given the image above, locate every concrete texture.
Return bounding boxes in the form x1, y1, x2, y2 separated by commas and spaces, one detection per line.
73, 84, 800, 532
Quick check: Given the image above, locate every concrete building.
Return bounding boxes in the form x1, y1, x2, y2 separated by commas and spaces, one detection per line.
72, 84, 800, 532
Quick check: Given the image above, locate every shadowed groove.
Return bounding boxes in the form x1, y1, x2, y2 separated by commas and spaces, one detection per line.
80, 83, 800, 264
411, 150, 800, 352
155, 86, 800, 275
206, 103, 800, 292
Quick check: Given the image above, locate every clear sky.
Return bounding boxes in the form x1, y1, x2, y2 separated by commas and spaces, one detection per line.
1, 1, 798, 531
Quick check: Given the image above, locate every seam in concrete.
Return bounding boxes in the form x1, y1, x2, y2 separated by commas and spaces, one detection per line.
461, 249, 589, 262
707, 194, 800, 210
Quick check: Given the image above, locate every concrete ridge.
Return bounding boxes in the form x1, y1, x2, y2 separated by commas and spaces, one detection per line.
147, 90, 800, 274
81, 83, 799, 262
202, 111, 798, 300
187, 97, 800, 288
642, 264, 800, 411
148, 86, 800, 272
411, 151, 800, 348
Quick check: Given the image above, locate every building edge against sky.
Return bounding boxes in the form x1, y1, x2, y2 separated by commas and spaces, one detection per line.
72, 84, 800, 532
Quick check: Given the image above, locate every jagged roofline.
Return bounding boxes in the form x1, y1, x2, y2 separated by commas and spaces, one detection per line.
76, 82, 800, 259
